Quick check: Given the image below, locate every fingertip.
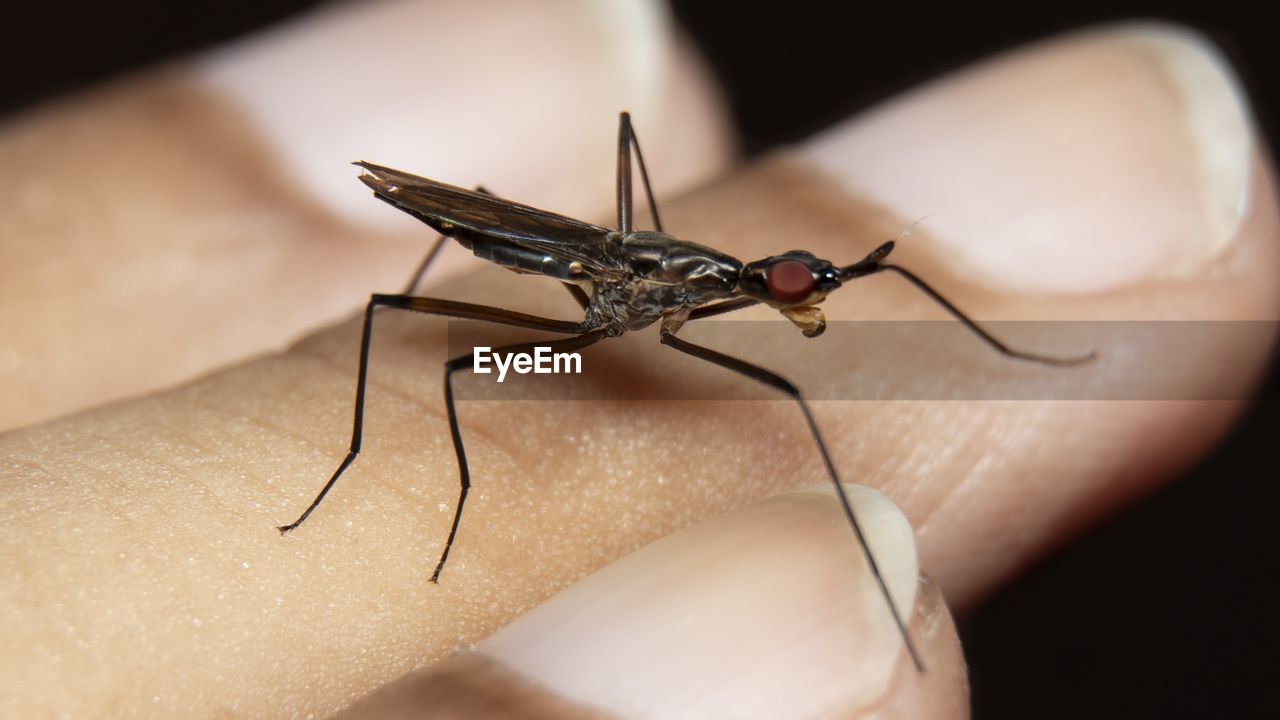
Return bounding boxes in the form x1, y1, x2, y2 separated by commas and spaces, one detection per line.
798, 22, 1261, 296
195, 0, 731, 228
463, 484, 954, 719
872, 576, 971, 719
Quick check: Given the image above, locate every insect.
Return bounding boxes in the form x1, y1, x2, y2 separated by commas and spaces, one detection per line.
276, 112, 1091, 671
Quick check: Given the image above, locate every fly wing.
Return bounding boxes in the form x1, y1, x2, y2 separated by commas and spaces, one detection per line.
355, 161, 623, 274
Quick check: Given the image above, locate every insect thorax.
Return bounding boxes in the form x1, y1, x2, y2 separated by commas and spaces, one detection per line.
589, 232, 743, 332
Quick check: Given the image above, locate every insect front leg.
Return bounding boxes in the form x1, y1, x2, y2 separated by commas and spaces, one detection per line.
657, 322, 926, 672
433, 328, 609, 582
847, 248, 1093, 365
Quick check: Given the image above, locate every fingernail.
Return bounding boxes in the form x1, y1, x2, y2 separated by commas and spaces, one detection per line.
801, 22, 1255, 293
194, 0, 691, 227
475, 484, 920, 719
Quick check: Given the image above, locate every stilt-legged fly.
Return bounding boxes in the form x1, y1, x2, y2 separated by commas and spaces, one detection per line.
277, 112, 1092, 672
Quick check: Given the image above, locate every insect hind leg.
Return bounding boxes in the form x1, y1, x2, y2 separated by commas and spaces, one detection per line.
432, 327, 609, 581
276, 294, 590, 538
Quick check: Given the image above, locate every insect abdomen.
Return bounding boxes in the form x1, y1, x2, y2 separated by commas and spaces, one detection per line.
454, 231, 582, 281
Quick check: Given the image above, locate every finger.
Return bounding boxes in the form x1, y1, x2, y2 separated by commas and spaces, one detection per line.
0, 0, 731, 432
778, 22, 1278, 607
332, 486, 967, 720
1, 23, 1272, 719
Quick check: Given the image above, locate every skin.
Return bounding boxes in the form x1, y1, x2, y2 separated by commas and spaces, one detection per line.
1, 12, 1276, 720
3, 154, 1274, 716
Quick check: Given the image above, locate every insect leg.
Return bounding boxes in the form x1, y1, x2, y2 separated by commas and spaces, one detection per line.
276, 295, 591, 535
402, 235, 448, 294
617, 113, 634, 233
874, 264, 1095, 365
616, 112, 664, 233
659, 325, 926, 672
433, 327, 610, 582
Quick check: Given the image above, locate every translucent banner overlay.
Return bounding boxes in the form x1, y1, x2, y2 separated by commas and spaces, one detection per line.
445, 320, 1276, 401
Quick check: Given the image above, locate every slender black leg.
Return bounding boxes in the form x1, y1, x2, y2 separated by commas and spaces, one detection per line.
616, 113, 635, 233
659, 325, 926, 672
615, 111, 665, 233
432, 327, 609, 581
844, 244, 1093, 366
877, 264, 1095, 365
402, 234, 448, 294
623, 113, 663, 233
276, 294, 591, 536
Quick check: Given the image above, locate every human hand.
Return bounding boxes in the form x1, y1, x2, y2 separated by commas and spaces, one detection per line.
0, 0, 729, 433
1, 6, 1274, 719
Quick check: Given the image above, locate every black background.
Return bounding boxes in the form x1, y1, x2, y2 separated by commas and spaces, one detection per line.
3, 1, 1275, 717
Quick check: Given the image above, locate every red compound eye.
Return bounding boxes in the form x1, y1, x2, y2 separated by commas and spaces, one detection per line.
766, 260, 815, 304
